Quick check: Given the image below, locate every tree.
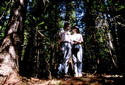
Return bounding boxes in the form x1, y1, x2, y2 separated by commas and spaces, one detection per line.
83, 0, 120, 73
0, 0, 28, 84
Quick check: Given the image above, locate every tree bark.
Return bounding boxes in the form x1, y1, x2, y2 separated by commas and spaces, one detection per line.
0, 0, 28, 84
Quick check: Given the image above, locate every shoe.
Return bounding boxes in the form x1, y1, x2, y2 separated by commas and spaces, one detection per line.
74, 73, 79, 77
78, 74, 82, 77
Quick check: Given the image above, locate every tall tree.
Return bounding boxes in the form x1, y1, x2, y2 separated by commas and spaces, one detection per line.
83, 0, 98, 73
0, 0, 28, 84
83, 0, 119, 73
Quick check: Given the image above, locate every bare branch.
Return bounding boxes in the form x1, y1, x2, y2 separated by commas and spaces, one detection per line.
109, 15, 125, 27
37, 30, 45, 37
117, 22, 125, 27
43, 0, 49, 6
109, 15, 121, 22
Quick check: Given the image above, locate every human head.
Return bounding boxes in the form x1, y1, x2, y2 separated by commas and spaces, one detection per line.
72, 26, 80, 33
64, 21, 70, 31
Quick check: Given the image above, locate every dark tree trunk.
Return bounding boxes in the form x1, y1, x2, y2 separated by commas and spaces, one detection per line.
84, 1, 98, 73
65, 0, 71, 21
21, 27, 36, 77
117, 13, 125, 73
0, 0, 28, 84
118, 26, 125, 73
109, 8, 125, 74
65, 0, 74, 22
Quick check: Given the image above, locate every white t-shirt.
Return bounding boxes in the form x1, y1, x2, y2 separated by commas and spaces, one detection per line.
59, 29, 71, 42
71, 33, 83, 44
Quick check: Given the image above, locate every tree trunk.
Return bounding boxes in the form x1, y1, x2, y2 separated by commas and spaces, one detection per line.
84, 1, 97, 73
0, 0, 28, 84
65, 0, 74, 23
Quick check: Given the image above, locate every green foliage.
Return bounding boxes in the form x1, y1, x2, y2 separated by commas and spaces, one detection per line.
107, 0, 125, 11
117, 5, 125, 11
38, 21, 45, 26
0, 0, 12, 41
87, 0, 89, 3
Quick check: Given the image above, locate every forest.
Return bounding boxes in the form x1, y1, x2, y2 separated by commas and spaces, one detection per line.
0, 0, 125, 85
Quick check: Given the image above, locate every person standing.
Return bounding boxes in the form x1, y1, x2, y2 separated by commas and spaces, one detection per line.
71, 26, 83, 77
57, 21, 72, 76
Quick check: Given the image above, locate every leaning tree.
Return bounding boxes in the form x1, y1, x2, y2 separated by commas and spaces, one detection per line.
0, 0, 28, 84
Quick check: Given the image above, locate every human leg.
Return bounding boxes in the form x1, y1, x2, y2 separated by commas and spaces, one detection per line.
72, 54, 79, 77
64, 43, 71, 75
77, 45, 83, 77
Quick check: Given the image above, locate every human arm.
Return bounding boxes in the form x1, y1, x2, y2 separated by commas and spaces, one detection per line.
73, 34, 83, 44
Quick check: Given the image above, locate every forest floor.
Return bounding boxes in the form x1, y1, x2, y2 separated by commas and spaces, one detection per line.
21, 73, 124, 85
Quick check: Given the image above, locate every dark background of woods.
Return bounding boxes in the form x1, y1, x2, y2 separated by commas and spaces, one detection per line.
0, 0, 125, 79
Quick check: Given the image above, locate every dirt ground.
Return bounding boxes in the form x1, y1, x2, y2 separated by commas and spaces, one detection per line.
21, 73, 124, 85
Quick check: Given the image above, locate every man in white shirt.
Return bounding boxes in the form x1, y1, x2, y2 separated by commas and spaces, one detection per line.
57, 22, 72, 77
